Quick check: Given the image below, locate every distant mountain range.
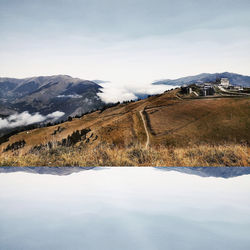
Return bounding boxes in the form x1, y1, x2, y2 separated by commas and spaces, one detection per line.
153, 72, 250, 87
0, 75, 104, 119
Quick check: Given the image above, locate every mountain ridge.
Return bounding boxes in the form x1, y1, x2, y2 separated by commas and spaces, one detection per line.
153, 72, 250, 87
0, 75, 104, 120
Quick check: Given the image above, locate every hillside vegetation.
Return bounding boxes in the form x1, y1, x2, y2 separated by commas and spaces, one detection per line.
0, 89, 249, 166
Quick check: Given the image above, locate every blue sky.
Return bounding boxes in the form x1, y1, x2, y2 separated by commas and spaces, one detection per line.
0, 0, 250, 101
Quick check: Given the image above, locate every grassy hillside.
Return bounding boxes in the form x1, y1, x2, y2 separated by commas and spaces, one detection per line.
0, 89, 249, 166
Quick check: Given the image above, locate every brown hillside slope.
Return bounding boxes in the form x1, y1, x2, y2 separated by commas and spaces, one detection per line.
0, 89, 249, 166
0, 89, 181, 153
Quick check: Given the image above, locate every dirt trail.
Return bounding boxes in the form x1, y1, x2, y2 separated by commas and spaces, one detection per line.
139, 110, 150, 149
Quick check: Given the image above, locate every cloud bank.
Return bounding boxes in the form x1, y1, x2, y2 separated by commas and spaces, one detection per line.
97, 82, 177, 103
0, 111, 65, 130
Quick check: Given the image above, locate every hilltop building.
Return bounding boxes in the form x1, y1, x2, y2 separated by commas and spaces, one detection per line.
181, 84, 194, 95
181, 83, 215, 96
220, 78, 230, 88
200, 83, 215, 96
234, 86, 243, 91
181, 77, 245, 97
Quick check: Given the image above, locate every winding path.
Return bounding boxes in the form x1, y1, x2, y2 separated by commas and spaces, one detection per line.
139, 110, 150, 149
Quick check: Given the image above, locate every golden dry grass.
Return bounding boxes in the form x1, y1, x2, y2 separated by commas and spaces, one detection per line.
0, 143, 249, 166
146, 97, 250, 146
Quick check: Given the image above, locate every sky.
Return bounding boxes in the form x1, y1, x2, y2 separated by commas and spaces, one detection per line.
0, 0, 250, 100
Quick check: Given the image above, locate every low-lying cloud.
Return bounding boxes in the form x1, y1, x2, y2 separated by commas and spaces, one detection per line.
0, 111, 65, 130
97, 82, 177, 103
57, 94, 82, 98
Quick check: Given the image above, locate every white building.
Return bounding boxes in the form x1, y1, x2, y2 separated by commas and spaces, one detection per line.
220, 78, 230, 87
234, 86, 243, 91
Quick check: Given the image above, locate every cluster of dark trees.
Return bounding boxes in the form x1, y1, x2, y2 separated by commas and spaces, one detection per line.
31, 128, 92, 153
98, 99, 139, 113
99, 102, 121, 113
164, 89, 174, 93
51, 126, 65, 135
121, 99, 137, 104
59, 128, 91, 147
3, 140, 26, 152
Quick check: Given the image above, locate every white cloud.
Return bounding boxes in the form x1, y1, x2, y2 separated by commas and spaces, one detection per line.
57, 94, 82, 98
97, 81, 177, 103
0, 111, 65, 129
97, 83, 137, 103
46, 111, 65, 121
